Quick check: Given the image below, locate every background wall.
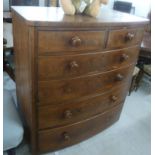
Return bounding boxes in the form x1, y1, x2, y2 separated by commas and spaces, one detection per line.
103, 0, 151, 18
39, 0, 46, 6
3, 0, 10, 11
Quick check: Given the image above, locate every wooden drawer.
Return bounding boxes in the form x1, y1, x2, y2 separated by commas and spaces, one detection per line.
107, 28, 144, 49
38, 104, 123, 153
38, 84, 129, 129
38, 31, 106, 54
38, 47, 139, 80
38, 65, 134, 105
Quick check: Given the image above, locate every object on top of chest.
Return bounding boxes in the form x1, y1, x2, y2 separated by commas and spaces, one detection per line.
60, 0, 108, 17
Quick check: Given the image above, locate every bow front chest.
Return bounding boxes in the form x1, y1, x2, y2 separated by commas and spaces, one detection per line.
12, 6, 148, 155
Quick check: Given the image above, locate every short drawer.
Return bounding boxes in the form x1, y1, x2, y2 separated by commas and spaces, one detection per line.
107, 28, 144, 49
38, 47, 139, 80
38, 104, 123, 153
38, 84, 128, 129
38, 64, 134, 105
38, 31, 106, 54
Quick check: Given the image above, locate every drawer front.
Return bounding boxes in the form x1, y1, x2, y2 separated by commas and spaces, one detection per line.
38, 31, 106, 54
38, 65, 134, 105
38, 84, 129, 129
107, 28, 144, 49
38, 104, 123, 153
38, 47, 139, 80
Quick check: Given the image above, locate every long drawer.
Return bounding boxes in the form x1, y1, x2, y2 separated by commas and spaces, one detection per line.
38, 47, 139, 80
38, 104, 123, 153
38, 30, 106, 54
38, 64, 134, 105
38, 83, 129, 129
107, 28, 144, 49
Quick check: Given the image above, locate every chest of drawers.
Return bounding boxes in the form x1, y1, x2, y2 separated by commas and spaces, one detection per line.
12, 6, 148, 155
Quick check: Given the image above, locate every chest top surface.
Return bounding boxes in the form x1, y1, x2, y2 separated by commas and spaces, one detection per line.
11, 6, 148, 27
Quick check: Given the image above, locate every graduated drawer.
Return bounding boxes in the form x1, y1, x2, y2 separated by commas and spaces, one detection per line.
38, 30, 106, 54
38, 84, 129, 129
38, 64, 134, 105
38, 47, 139, 80
38, 104, 123, 153
107, 28, 144, 49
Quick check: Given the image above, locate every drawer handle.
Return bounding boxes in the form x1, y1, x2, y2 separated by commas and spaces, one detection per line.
64, 110, 72, 119
111, 95, 118, 102
116, 74, 124, 81
71, 36, 82, 47
125, 32, 135, 42
120, 54, 129, 62
70, 61, 79, 69
62, 132, 70, 141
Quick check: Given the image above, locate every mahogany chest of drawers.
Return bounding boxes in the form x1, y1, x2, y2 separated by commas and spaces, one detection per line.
12, 6, 148, 155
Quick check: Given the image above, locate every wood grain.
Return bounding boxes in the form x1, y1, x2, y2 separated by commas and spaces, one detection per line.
107, 28, 144, 49
12, 11, 37, 154
12, 11, 33, 129
11, 6, 149, 27
38, 64, 134, 105
38, 83, 129, 129
11, 6, 148, 155
38, 46, 139, 80
38, 30, 106, 54
38, 104, 123, 153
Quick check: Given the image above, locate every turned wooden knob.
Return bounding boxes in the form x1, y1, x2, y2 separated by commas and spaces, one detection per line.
116, 74, 124, 81
111, 95, 118, 102
71, 36, 82, 47
64, 110, 72, 119
125, 32, 135, 42
120, 54, 129, 62
62, 132, 70, 141
70, 61, 79, 69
